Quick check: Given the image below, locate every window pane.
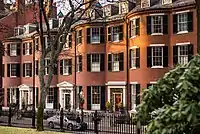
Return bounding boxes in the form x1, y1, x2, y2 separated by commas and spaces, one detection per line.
10, 44, 17, 56
47, 88, 54, 103
131, 49, 137, 68
131, 20, 136, 37
91, 28, 100, 43
152, 47, 163, 66
91, 54, 100, 72
113, 54, 119, 71
152, 16, 163, 34
131, 85, 136, 110
11, 64, 17, 76
112, 27, 119, 41
178, 13, 188, 32
92, 86, 100, 104
178, 45, 188, 64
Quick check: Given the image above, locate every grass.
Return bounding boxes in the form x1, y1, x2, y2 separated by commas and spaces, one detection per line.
0, 126, 71, 134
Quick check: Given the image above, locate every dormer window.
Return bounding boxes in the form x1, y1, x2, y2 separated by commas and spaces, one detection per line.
14, 27, 24, 36
162, 0, 172, 5
119, 2, 128, 14
103, 5, 111, 17
141, 0, 150, 8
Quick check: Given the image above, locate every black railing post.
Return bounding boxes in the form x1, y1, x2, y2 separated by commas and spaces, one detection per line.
60, 108, 64, 132
8, 106, 11, 126
93, 110, 100, 134
137, 127, 141, 134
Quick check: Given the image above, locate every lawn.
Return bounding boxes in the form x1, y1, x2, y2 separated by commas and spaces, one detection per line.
0, 126, 71, 134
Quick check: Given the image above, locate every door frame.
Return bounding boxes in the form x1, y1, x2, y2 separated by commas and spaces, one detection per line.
63, 93, 71, 110
113, 93, 122, 112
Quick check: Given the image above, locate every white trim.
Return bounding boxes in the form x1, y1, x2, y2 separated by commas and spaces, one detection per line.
130, 46, 138, 49
151, 66, 164, 69
149, 13, 165, 16
130, 16, 140, 21
150, 44, 165, 46
57, 81, 73, 88
106, 81, 126, 86
150, 81, 157, 84
176, 42, 190, 46
151, 33, 163, 36
175, 10, 190, 14
130, 67, 137, 70
177, 31, 188, 35
130, 82, 138, 84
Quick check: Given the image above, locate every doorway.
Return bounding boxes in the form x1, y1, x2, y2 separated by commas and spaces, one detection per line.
64, 94, 71, 110
113, 93, 122, 112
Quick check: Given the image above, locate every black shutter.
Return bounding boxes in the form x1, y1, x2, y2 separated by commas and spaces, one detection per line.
7, 64, 10, 77
100, 27, 105, 43
136, 84, 140, 105
173, 46, 178, 65
7, 44, 10, 56
87, 28, 91, 44
163, 46, 168, 67
23, 43, 25, 55
16, 64, 20, 77
108, 27, 111, 41
129, 21, 132, 37
7, 88, 10, 106
129, 49, 132, 68
136, 18, 140, 35
119, 53, 124, 71
2, 64, 4, 77
100, 54, 105, 71
29, 43, 32, 55
35, 61, 39, 75
119, 25, 123, 40
100, 86, 106, 110
87, 54, 91, 72
17, 44, 21, 55
23, 63, 25, 77
173, 14, 178, 34
53, 87, 58, 109
147, 16, 152, 35
30, 63, 32, 77
60, 60, 63, 75
68, 59, 72, 75
136, 48, 140, 68
16, 88, 19, 105
79, 55, 82, 72
188, 44, 194, 61
188, 12, 193, 32
163, 15, 168, 34
79, 30, 82, 44
147, 47, 152, 67
36, 88, 39, 108
68, 35, 72, 48
108, 54, 112, 71
87, 86, 91, 110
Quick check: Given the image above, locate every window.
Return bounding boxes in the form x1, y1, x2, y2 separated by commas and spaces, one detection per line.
23, 42, 32, 55
60, 59, 72, 75
92, 86, 100, 105
91, 28, 100, 43
87, 27, 104, 44
10, 64, 17, 77
130, 48, 140, 68
178, 45, 188, 64
35, 38, 39, 51
162, 0, 172, 5
130, 18, 140, 37
178, 13, 188, 32
45, 59, 50, 75
108, 25, 123, 42
108, 53, 124, 72
131, 84, 136, 110
24, 63, 32, 77
119, 2, 128, 14
141, 0, 150, 8
151, 16, 163, 34
91, 54, 100, 72
47, 88, 54, 103
43, 36, 49, 49
77, 55, 82, 72
64, 34, 72, 48
76, 30, 82, 44
10, 44, 17, 56
25, 43, 30, 55
152, 47, 163, 67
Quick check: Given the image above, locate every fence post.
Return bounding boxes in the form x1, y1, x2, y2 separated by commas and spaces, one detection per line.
8, 106, 11, 126
137, 127, 141, 134
93, 110, 100, 134
60, 108, 64, 132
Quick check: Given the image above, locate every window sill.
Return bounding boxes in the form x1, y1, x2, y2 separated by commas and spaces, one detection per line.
63, 48, 70, 51
25, 76, 31, 78
63, 74, 70, 76
151, 33, 163, 36
90, 42, 101, 44
177, 31, 188, 35
130, 36, 136, 39
10, 55, 18, 57
151, 66, 164, 69
10, 76, 17, 78
130, 67, 137, 70
90, 71, 101, 73
110, 70, 121, 72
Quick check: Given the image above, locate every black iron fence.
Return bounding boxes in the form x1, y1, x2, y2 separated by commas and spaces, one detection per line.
0, 107, 147, 134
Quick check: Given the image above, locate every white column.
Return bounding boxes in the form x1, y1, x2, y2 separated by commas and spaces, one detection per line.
71, 88, 73, 110
19, 90, 22, 109
59, 88, 63, 108
108, 86, 110, 102
123, 86, 126, 106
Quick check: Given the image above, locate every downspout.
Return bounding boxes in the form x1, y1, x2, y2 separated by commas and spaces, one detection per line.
125, 16, 130, 111
74, 29, 77, 110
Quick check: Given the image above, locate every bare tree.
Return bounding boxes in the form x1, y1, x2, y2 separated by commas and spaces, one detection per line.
35, 0, 98, 131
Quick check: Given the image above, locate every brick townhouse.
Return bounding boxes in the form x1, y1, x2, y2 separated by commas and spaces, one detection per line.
1, 0, 197, 113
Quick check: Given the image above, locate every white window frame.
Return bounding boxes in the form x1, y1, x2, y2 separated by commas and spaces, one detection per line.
130, 48, 137, 69
25, 63, 32, 77
91, 28, 100, 44
63, 59, 70, 75
63, 34, 71, 49
131, 84, 136, 110
10, 64, 17, 77
112, 27, 120, 42
119, 2, 128, 14
91, 86, 101, 110
151, 46, 163, 68
45, 59, 50, 75
151, 15, 163, 35
177, 12, 188, 34
162, 0, 172, 5
10, 44, 17, 56
112, 54, 120, 71
130, 19, 136, 38
178, 45, 188, 65
91, 54, 101, 72
25, 43, 30, 55
44, 36, 49, 49
47, 88, 54, 104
